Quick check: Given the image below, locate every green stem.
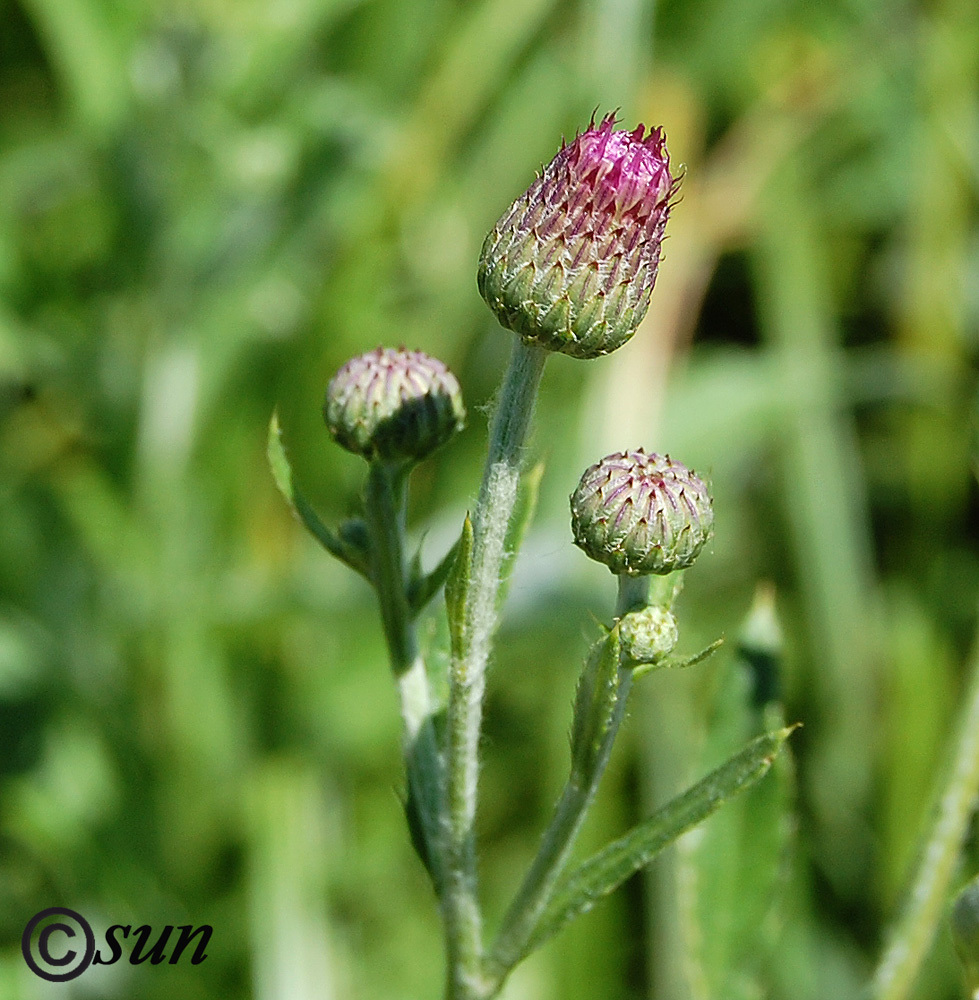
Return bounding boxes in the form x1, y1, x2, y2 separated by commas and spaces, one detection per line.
616, 574, 652, 616
443, 337, 548, 999
484, 575, 646, 990
870, 620, 979, 1000
364, 461, 443, 887
365, 463, 413, 672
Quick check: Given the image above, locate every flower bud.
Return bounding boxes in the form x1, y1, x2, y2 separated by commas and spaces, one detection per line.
570, 449, 713, 576
477, 113, 677, 359
324, 347, 465, 464
619, 606, 679, 664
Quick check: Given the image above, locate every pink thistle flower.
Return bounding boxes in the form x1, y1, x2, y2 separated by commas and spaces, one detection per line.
478, 113, 678, 359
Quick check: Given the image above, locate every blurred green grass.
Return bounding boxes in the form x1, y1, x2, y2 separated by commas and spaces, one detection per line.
0, 0, 977, 997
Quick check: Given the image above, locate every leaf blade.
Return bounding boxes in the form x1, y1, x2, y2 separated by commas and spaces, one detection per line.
523, 726, 797, 961
267, 411, 371, 578
408, 535, 463, 616
444, 514, 474, 661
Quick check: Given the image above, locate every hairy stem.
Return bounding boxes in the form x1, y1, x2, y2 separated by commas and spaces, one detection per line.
485, 574, 647, 989
616, 574, 653, 616
443, 337, 548, 999
364, 461, 443, 887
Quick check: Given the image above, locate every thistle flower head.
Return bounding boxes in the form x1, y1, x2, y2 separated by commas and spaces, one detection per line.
324, 347, 465, 464
570, 449, 712, 575
478, 113, 677, 359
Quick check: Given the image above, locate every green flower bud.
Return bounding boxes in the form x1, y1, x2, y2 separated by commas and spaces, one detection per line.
570, 449, 713, 576
324, 347, 465, 464
477, 113, 677, 359
619, 605, 679, 664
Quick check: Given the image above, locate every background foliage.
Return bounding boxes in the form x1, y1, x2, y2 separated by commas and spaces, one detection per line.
1, 0, 978, 996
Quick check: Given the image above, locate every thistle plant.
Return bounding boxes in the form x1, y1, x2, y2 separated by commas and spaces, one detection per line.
270, 114, 792, 1000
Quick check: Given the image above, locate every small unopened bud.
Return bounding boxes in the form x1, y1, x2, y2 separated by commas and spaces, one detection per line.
570, 450, 713, 576
478, 113, 677, 359
324, 347, 465, 464
619, 605, 679, 664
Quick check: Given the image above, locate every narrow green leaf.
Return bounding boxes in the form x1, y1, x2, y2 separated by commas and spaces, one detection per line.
524, 727, 796, 961
444, 514, 474, 661
267, 411, 371, 578
403, 779, 439, 885
672, 637, 725, 671
407, 535, 462, 617
569, 625, 622, 776
633, 636, 724, 679
497, 459, 544, 608
403, 705, 449, 889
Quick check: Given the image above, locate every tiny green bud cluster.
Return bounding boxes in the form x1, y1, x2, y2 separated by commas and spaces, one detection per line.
324, 347, 465, 464
619, 605, 679, 664
570, 449, 713, 576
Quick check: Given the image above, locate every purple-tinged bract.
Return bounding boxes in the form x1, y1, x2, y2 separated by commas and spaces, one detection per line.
324, 347, 465, 463
478, 113, 677, 359
570, 450, 712, 575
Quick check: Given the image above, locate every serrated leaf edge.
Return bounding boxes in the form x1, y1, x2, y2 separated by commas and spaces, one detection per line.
521, 726, 797, 961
